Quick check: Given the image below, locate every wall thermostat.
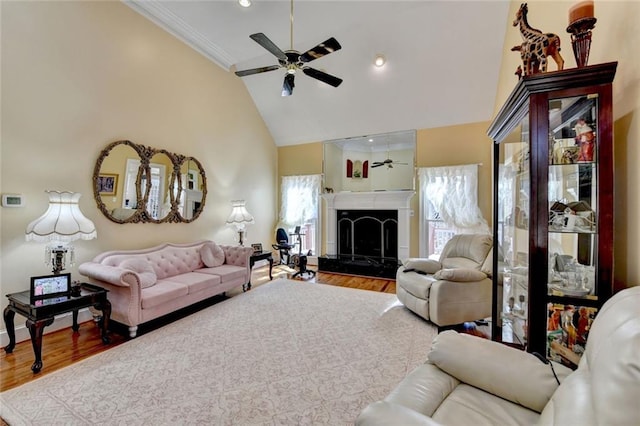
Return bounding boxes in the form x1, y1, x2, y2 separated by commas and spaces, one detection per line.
1, 193, 24, 207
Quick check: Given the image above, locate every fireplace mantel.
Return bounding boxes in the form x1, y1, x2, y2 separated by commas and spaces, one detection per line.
322, 191, 415, 261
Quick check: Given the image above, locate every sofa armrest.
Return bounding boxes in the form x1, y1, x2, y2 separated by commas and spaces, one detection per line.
78, 262, 138, 288
356, 401, 442, 426
433, 268, 487, 282
220, 245, 254, 267
428, 331, 573, 413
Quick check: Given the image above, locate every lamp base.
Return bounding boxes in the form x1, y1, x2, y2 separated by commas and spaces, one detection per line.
238, 230, 246, 246
46, 243, 73, 275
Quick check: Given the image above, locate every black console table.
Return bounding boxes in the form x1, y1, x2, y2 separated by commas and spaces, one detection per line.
3, 283, 111, 373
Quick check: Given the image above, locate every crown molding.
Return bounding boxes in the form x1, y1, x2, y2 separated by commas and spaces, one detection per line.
124, 0, 235, 70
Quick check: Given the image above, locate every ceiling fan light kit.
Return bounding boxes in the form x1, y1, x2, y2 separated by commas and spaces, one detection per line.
238, 0, 251, 8
234, 0, 343, 96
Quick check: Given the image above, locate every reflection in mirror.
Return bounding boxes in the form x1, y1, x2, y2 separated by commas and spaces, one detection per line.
177, 157, 206, 221
323, 130, 416, 192
95, 140, 142, 223
146, 151, 172, 221
93, 140, 206, 224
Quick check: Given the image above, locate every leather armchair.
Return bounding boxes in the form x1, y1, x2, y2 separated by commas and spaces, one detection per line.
396, 234, 493, 327
357, 285, 640, 425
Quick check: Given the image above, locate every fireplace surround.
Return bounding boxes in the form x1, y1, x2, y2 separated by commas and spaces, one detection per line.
320, 191, 414, 278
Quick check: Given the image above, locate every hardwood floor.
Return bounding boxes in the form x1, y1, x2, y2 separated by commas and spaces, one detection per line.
0, 265, 395, 392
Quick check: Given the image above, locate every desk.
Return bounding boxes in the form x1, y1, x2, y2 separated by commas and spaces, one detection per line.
3, 283, 111, 373
247, 251, 274, 290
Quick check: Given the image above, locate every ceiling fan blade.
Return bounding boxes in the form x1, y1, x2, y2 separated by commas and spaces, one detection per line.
250, 33, 287, 62
235, 65, 281, 77
300, 37, 342, 63
282, 73, 295, 97
371, 163, 384, 168
302, 67, 343, 87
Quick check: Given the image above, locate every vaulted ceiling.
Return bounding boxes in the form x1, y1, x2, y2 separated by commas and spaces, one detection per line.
127, 1, 510, 147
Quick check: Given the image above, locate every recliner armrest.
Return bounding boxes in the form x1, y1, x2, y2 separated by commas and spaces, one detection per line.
428, 331, 573, 413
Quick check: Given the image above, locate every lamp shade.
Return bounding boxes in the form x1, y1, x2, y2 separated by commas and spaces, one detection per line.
25, 191, 97, 242
225, 200, 254, 230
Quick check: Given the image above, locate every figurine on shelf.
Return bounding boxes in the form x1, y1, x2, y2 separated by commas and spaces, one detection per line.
574, 118, 595, 161
512, 3, 565, 76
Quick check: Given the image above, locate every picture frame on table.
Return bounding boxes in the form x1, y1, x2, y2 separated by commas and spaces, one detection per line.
97, 173, 118, 196
251, 243, 263, 253
30, 273, 71, 300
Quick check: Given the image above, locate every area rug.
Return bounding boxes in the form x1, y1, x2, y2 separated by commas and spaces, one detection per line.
0, 279, 437, 425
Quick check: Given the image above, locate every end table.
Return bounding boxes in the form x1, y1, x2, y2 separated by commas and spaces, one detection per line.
3, 283, 111, 373
246, 251, 274, 291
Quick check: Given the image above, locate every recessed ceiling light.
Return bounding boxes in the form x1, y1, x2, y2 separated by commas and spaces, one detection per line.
374, 54, 386, 67
238, 0, 251, 8
368, 139, 374, 142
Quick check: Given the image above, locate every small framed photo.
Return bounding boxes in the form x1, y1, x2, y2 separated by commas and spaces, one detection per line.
98, 173, 118, 196
30, 273, 71, 300
251, 243, 263, 253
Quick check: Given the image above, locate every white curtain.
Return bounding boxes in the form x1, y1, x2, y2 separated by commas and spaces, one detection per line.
279, 174, 322, 227
418, 164, 490, 234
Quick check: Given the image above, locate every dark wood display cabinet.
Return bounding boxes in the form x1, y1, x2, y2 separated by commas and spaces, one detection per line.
487, 62, 617, 368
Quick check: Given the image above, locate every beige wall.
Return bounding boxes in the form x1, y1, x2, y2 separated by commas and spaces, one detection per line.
494, 1, 640, 289
0, 1, 278, 323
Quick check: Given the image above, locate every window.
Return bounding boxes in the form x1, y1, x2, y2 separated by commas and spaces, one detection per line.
418, 164, 489, 258
279, 175, 322, 257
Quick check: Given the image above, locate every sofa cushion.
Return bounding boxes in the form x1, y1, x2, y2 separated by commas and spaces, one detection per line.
200, 242, 225, 267
196, 264, 247, 283
441, 257, 481, 270
141, 280, 189, 309
119, 258, 157, 288
433, 268, 486, 282
164, 271, 221, 294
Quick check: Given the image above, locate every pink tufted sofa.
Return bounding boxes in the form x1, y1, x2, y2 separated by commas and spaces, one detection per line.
79, 241, 254, 337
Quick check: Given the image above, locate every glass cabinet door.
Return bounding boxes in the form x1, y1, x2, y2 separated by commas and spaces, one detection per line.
497, 118, 530, 348
546, 94, 599, 365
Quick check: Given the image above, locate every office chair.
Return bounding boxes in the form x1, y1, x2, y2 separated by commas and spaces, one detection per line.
272, 227, 296, 266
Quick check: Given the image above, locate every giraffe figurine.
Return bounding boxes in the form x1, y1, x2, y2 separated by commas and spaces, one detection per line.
513, 3, 564, 76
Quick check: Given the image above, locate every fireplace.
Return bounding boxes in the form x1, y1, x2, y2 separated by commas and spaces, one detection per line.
337, 210, 397, 259
320, 191, 414, 278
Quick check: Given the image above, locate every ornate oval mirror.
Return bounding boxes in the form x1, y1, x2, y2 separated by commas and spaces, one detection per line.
94, 140, 144, 223
176, 156, 207, 222
94, 140, 206, 223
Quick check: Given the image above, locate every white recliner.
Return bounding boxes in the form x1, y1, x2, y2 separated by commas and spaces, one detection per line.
396, 234, 493, 328
357, 285, 640, 425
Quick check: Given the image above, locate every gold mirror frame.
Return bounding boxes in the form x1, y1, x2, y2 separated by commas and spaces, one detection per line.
93, 140, 207, 224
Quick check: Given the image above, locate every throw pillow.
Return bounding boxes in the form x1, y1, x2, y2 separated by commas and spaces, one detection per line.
433, 268, 487, 282
120, 258, 157, 288
404, 258, 442, 274
201, 242, 225, 267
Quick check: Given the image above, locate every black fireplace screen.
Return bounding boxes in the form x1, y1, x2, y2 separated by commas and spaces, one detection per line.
337, 210, 398, 260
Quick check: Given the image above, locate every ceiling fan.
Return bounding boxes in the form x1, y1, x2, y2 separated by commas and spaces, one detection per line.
234, 0, 343, 96
371, 158, 409, 169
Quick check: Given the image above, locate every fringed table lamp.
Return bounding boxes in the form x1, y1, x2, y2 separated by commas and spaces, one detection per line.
567, 1, 597, 68
225, 200, 254, 246
25, 190, 97, 274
